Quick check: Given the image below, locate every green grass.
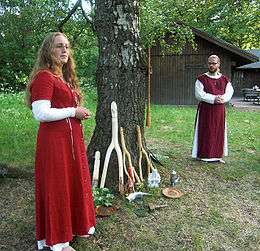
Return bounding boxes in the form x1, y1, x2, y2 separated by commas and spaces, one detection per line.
0, 90, 97, 169
0, 92, 260, 250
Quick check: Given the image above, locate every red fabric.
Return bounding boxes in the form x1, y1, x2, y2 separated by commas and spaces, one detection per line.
31, 70, 96, 246
196, 74, 229, 158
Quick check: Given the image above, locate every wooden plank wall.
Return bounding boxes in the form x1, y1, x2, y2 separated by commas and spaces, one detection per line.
151, 36, 233, 105
233, 70, 260, 96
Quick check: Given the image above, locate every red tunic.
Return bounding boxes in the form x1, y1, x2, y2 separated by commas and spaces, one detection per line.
30, 70, 96, 246
196, 74, 229, 158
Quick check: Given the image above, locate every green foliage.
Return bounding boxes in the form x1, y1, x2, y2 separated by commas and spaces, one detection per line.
140, 0, 195, 53
0, 0, 259, 92
71, 28, 98, 89
0, 92, 38, 168
0, 0, 68, 91
92, 187, 114, 207
140, 0, 260, 51
186, 0, 260, 49
0, 0, 98, 92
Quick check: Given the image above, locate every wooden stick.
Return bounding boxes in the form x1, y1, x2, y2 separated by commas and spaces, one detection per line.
137, 126, 144, 181
99, 102, 124, 194
136, 125, 154, 179
120, 127, 141, 184
100, 144, 113, 188
120, 127, 133, 182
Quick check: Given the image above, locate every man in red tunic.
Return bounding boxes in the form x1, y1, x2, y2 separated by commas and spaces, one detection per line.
192, 55, 234, 163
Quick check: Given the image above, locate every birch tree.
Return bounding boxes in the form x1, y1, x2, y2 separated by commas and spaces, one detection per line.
88, 0, 146, 189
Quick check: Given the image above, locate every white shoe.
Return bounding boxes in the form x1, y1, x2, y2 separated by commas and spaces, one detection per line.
62, 247, 76, 251
78, 226, 95, 238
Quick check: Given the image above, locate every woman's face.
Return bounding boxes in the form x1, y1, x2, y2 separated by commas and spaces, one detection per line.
53, 35, 70, 65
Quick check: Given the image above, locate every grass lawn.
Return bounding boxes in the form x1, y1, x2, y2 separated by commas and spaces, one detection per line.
0, 91, 259, 250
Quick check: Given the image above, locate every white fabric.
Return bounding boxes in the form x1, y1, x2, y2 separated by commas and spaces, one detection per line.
51, 242, 70, 251
200, 158, 222, 162
205, 72, 221, 78
221, 83, 234, 103
195, 73, 234, 105
191, 114, 199, 158
37, 239, 48, 250
88, 226, 95, 235
32, 100, 76, 122
192, 75, 234, 160
195, 79, 216, 104
37, 226, 95, 250
200, 158, 225, 163
192, 117, 228, 159
37, 239, 69, 251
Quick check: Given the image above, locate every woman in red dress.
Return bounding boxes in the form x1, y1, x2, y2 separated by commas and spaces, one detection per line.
26, 32, 96, 251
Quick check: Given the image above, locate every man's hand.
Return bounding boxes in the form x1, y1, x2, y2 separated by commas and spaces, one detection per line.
214, 95, 225, 104
75, 107, 91, 120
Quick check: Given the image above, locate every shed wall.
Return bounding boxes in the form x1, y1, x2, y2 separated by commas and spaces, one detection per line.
151, 36, 233, 105
233, 70, 260, 96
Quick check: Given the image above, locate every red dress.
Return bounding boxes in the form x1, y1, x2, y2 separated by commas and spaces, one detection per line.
30, 70, 96, 246
196, 74, 229, 158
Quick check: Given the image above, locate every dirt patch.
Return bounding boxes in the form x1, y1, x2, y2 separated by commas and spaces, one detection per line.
230, 98, 260, 112
0, 178, 35, 250
0, 163, 34, 179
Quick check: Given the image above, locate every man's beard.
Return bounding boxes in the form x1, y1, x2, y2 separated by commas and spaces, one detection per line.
209, 68, 218, 73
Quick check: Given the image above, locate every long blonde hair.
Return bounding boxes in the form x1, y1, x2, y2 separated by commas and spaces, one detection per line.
25, 32, 82, 108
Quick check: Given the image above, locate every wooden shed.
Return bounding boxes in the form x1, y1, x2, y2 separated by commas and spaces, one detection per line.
150, 28, 258, 105
233, 50, 260, 95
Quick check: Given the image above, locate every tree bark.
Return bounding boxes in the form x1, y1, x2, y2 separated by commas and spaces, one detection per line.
88, 0, 146, 191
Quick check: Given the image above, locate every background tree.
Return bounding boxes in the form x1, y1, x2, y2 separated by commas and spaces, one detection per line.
0, 0, 259, 92
140, 0, 260, 50
0, 0, 97, 92
186, 0, 260, 49
140, 0, 195, 53
87, 0, 146, 189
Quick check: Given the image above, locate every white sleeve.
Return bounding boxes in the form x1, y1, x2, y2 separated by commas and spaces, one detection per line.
195, 80, 216, 104
222, 82, 234, 103
32, 100, 76, 122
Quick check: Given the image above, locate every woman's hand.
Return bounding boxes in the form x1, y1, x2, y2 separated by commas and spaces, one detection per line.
75, 107, 91, 120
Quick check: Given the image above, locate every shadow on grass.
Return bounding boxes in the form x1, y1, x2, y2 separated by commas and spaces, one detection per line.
0, 163, 33, 179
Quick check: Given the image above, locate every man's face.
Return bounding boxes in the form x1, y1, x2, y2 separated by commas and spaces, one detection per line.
208, 57, 220, 73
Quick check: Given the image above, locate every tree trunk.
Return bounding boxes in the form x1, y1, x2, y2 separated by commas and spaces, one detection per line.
88, 0, 146, 191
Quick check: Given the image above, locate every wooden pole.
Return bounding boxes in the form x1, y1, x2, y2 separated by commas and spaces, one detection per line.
146, 47, 151, 128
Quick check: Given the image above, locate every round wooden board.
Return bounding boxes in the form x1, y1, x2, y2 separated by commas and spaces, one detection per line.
162, 187, 183, 199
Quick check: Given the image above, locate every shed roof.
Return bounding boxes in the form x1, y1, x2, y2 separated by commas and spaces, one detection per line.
236, 49, 260, 69
247, 49, 260, 59
237, 61, 260, 69
192, 27, 258, 63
